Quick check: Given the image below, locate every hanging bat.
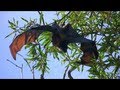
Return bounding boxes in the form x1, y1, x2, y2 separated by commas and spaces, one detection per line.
80, 41, 98, 64
9, 23, 67, 60
9, 22, 98, 62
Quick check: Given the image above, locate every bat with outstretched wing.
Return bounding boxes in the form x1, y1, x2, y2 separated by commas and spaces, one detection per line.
9, 22, 99, 64
9, 23, 65, 60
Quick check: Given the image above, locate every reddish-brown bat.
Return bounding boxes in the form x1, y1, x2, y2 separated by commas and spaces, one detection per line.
80, 41, 98, 65
9, 23, 98, 62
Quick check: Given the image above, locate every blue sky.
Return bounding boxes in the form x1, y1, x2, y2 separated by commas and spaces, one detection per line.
0, 11, 90, 79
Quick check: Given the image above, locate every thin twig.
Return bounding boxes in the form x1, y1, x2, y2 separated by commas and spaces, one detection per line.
37, 11, 45, 25
40, 65, 45, 79
37, 11, 42, 15
17, 53, 32, 70
63, 66, 69, 79
17, 53, 35, 79
40, 61, 46, 79
40, 51, 47, 79
21, 64, 23, 79
57, 11, 71, 24
68, 67, 75, 79
32, 66, 35, 79
7, 59, 22, 69
7, 59, 23, 79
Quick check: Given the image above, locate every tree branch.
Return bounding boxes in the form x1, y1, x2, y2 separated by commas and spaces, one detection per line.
7, 59, 22, 69
56, 11, 71, 25
40, 50, 48, 79
37, 11, 45, 25
68, 67, 76, 79
17, 53, 35, 79
63, 66, 69, 79
7, 59, 23, 79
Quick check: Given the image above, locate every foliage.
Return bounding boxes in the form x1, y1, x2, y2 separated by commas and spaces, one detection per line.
7, 11, 120, 79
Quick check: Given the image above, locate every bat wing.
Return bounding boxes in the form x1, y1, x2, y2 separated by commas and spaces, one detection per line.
9, 29, 41, 60
9, 24, 57, 60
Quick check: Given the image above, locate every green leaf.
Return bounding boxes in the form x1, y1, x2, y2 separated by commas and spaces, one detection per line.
21, 17, 29, 23
5, 30, 17, 38
8, 20, 16, 27
81, 65, 84, 72
16, 21, 18, 25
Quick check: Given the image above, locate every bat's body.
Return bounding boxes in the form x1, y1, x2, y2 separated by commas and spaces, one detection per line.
9, 22, 98, 65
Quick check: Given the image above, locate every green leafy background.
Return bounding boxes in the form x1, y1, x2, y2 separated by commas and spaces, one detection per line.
8, 11, 120, 79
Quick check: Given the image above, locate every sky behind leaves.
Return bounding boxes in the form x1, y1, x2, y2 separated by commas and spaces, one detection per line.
0, 11, 89, 79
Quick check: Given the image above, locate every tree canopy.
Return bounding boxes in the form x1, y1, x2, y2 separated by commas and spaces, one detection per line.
7, 11, 120, 79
